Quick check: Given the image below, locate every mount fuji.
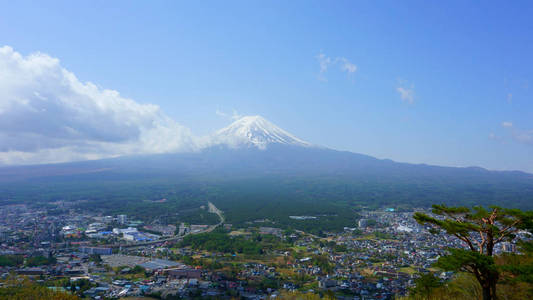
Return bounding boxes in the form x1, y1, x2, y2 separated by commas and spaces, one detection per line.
210, 115, 311, 149
1, 115, 533, 211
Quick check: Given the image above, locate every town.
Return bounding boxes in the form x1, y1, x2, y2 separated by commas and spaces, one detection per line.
0, 201, 522, 300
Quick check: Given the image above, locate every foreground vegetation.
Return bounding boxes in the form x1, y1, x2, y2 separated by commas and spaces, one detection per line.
408, 205, 533, 300
0, 279, 79, 300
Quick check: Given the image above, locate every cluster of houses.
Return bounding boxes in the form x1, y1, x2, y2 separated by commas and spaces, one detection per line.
1, 202, 527, 299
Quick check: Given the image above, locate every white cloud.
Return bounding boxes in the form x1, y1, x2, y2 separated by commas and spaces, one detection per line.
507, 93, 513, 103
0, 46, 198, 165
315, 53, 357, 81
515, 130, 533, 144
216, 109, 228, 118
337, 57, 357, 73
488, 132, 505, 142
396, 85, 415, 104
216, 109, 242, 120
496, 122, 533, 146
316, 53, 331, 74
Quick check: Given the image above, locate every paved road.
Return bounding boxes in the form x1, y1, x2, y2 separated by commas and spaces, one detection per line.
112, 202, 225, 249
208, 201, 225, 223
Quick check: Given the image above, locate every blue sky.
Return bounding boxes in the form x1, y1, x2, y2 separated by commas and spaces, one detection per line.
1, 1, 532, 171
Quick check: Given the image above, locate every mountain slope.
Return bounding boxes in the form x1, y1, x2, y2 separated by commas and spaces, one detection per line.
0, 116, 533, 212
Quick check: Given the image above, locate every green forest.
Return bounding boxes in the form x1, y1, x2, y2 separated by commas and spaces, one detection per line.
2, 165, 533, 235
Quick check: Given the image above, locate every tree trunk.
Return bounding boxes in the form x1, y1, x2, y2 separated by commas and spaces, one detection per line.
490, 279, 497, 300
481, 281, 498, 300
482, 286, 492, 300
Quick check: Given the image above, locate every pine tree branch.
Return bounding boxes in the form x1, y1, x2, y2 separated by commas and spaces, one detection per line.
495, 220, 521, 244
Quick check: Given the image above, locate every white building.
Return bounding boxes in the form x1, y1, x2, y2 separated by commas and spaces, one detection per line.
117, 215, 127, 224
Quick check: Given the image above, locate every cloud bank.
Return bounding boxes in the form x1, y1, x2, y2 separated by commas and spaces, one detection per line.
0, 46, 198, 165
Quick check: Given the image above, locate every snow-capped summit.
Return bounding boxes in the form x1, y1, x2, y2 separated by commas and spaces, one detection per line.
211, 115, 311, 149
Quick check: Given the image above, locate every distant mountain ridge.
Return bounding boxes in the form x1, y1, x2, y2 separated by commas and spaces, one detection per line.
1, 115, 532, 210
0, 115, 531, 181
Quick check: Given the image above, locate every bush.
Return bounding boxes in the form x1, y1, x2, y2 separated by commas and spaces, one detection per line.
0, 255, 23, 267
26, 256, 56, 267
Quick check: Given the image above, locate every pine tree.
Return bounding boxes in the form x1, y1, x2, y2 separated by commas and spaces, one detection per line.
414, 205, 532, 300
